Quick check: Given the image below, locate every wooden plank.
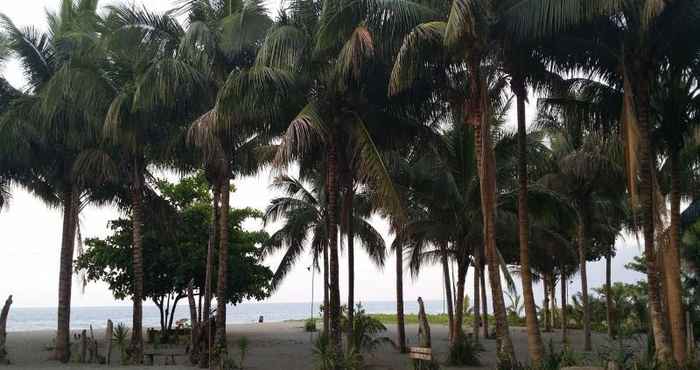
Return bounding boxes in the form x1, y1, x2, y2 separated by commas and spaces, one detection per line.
408, 352, 432, 361
408, 347, 432, 354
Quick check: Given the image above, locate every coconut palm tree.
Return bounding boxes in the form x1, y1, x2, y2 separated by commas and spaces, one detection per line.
0, 1, 104, 361
537, 78, 626, 350
263, 173, 385, 295
508, 0, 700, 361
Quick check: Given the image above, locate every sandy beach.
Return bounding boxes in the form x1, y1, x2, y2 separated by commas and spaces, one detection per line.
3, 322, 627, 369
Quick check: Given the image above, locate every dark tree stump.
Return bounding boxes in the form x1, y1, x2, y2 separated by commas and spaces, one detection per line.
0, 295, 12, 364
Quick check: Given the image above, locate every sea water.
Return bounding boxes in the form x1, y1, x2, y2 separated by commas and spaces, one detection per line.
6, 300, 445, 332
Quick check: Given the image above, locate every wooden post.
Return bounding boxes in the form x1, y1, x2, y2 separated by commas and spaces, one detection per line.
105, 320, 113, 365
79, 330, 87, 363
0, 295, 13, 364
417, 297, 431, 347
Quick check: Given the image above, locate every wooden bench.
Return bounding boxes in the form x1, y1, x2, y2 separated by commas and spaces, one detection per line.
144, 351, 187, 366
408, 346, 433, 361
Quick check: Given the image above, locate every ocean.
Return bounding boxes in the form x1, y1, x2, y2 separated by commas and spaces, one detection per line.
6, 300, 445, 332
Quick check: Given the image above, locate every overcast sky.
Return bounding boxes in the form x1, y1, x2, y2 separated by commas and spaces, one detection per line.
0, 0, 646, 309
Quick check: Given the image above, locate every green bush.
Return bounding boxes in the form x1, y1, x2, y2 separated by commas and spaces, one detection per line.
447, 334, 481, 366
305, 318, 317, 332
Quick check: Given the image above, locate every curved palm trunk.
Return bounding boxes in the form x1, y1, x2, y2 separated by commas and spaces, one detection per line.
606, 253, 614, 339
469, 59, 515, 363
472, 255, 480, 342
514, 80, 545, 364
543, 273, 551, 332
560, 268, 568, 343
323, 242, 329, 333
130, 172, 145, 364
441, 246, 454, 343
54, 188, 78, 363
396, 241, 407, 353
215, 175, 231, 362
576, 214, 591, 351
480, 258, 488, 339
199, 186, 219, 368
326, 138, 342, 365
453, 259, 468, 343
345, 187, 354, 347
635, 71, 672, 361
666, 149, 686, 364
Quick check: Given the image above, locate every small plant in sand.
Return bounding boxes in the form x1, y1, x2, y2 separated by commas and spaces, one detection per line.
447, 334, 481, 366
111, 323, 129, 365
237, 336, 249, 369
305, 318, 317, 332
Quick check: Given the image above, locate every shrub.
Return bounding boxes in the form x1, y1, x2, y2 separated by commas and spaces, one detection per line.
447, 334, 481, 366
305, 318, 317, 332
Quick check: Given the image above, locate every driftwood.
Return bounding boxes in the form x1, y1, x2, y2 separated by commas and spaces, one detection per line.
0, 295, 12, 364
105, 320, 113, 365
417, 297, 431, 347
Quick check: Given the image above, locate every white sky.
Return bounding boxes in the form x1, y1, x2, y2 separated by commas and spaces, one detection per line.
0, 0, 646, 309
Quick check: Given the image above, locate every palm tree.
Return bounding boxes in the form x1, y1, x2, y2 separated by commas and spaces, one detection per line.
220, 0, 432, 360
262, 173, 385, 302
537, 78, 625, 350
0, 1, 103, 361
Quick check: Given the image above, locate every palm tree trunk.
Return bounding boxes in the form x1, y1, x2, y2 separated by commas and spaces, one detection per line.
480, 258, 488, 339
396, 241, 407, 353
606, 252, 614, 339
666, 149, 687, 364
345, 186, 354, 348
441, 245, 455, 343
453, 259, 468, 342
469, 61, 515, 362
326, 137, 342, 364
199, 186, 219, 369
576, 214, 591, 351
561, 268, 568, 343
543, 273, 551, 332
130, 171, 145, 364
635, 69, 672, 362
514, 80, 544, 364
215, 175, 230, 362
54, 188, 78, 363
323, 242, 329, 333
473, 255, 480, 342
550, 276, 556, 330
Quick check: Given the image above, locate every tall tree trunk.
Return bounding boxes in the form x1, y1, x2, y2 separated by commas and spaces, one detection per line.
1, 296, 13, 364
473, 255, 480, 342
666, 149, 687, 364
561, 269, 568, 343
543, 273, 551, 332
187, 282, 199, 364
130, 169, 145, 364
215, 175, 231, 362
441, 245, 455, 343
514, 79, 544, 364
323, 242, 329, 333
606, 253, 614, 339
469, 58, 515, 363
345, 186, 354, 348
634, 68, 672, 361
453, 259, 468, 343
54, 188, 77, 363
326, 137, 342, 365
396, 241, 407, 353
480, 258, 488, 339
200, 186, 219, 368
550, 276, 556, 330
577, 214, 592, 351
